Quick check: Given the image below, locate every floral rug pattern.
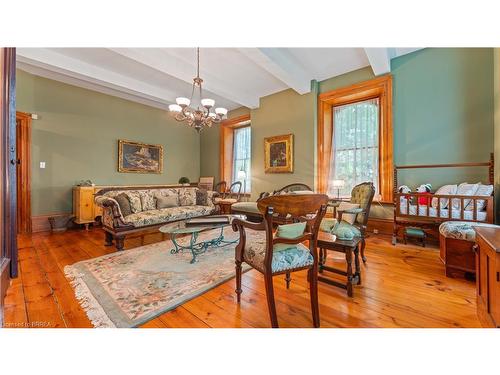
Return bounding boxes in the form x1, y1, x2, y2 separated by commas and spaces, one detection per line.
65, 227, 258, 328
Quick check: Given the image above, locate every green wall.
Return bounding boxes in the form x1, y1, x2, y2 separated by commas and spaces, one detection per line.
392, 48, 493, 188
200, 48, 495, 219
17, 70, 200, 216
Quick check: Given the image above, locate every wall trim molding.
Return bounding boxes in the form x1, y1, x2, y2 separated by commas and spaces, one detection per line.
32, 213, 71, 233
366, 217, 394, 235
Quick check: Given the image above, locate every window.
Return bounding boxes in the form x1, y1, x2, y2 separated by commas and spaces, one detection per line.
328, 98, 379, 197
232, 126, 251, 193
220, 114, 251, 191
317, 76, 393, 202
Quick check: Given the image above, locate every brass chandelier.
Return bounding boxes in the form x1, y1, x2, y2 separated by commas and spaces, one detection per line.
168, 48, 228, 132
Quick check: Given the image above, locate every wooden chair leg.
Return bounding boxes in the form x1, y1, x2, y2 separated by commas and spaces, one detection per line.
308, 266, 320, 328
235, 260, 242, 303
264, 274, 279, 328
360, 238, 367, 263
285, 272, 291, 289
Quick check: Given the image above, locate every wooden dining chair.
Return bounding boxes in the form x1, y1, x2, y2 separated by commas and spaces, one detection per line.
214, 181, 227, 195
231, 194, 329, 328
214, 181, 242, 214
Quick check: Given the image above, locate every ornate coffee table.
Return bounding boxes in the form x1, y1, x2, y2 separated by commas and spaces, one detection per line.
159, 215, 244, 263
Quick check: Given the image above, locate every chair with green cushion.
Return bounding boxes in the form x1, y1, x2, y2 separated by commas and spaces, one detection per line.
231, 193, 329, 328
334, 182, 375, 262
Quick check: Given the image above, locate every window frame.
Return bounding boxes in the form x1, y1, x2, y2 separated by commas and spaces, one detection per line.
317, 75, 393, 203
231, 125, 251, 193
219, 114, 251, 190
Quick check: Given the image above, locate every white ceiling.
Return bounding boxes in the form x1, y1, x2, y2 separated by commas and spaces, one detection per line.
16, 48, 421, 111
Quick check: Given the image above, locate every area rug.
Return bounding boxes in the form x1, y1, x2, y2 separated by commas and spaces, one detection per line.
64, 227, 256, 328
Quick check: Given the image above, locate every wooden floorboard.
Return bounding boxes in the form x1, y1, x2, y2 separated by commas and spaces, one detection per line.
3, 228, 481, 328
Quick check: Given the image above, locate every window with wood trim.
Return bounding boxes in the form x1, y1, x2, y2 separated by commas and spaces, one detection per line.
317, 76, 393, 202
220, 114, 251, 191
231, 126, 251, 193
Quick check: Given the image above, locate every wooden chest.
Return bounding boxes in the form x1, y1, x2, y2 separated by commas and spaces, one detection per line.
474, 227, 500, 328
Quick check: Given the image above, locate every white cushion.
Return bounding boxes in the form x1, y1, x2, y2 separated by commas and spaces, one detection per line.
472, 183, 493, 211
337, 202, 360, 225
431, 184, 458, 209
452, 182, 480, 210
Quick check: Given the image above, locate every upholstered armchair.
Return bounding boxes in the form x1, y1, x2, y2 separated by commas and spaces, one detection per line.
231, 194, 329, 328
334, 182, 375, 262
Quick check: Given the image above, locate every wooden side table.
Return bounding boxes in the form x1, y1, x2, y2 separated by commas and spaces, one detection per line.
317, 231, 362, 297
218, 201, 233, 214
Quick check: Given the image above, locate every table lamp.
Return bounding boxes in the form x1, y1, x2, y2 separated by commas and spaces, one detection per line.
331, 179, 345, 199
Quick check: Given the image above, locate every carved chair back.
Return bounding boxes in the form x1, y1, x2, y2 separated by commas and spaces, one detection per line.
256, 194, 329, 272
226, 181, 242, 201
258, 183, 313, 200
214, 181, 227, 196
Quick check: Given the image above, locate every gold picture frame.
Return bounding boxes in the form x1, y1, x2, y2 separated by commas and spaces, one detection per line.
264, 134, 294, 173
118, 140, 163, 174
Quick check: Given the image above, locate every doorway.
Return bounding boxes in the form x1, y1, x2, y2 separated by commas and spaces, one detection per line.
16, 112, 31, 234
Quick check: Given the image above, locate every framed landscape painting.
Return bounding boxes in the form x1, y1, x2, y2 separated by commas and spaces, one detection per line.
264, 134, 293, 173
118, 140, 163, 174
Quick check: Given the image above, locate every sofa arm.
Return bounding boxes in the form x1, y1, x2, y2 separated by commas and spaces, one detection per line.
95, 196, 134, 230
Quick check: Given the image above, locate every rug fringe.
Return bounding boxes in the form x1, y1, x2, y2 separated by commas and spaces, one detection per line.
64, 265, 116, 328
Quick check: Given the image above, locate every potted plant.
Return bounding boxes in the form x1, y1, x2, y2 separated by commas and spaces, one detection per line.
178, 177, 190, 186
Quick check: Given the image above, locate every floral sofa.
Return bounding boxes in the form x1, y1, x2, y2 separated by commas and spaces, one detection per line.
95, 186, 217, 251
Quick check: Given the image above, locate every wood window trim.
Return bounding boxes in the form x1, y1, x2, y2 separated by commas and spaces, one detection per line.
317, 75, 393, 203
16, 112, 32, 233
219, 114, 251, 184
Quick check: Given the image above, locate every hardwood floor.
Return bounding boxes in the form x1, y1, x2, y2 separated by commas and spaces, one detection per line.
3, 228, 481, 328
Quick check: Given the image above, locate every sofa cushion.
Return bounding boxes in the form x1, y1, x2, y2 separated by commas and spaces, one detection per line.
125, 191, 143, 213
196, 189, 209, 206
178, 188, 196, 206
139, 191, 156, 211
115, 193, 132, 217
124, 205, 214, 227
156, 195, 179, 209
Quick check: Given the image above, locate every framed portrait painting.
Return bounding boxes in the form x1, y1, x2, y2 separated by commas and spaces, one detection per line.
264, 134, 293, 173
118, 140, 163, 174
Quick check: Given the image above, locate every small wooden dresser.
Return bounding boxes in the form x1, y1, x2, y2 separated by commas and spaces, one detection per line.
474, 226, 500, 328
73, 186, 104, 230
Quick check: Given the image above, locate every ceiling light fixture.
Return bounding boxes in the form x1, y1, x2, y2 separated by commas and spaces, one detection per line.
168, 48, 228, 132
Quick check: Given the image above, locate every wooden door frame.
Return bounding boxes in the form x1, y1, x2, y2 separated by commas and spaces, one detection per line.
1, 47, 17, 326
16, 112, 31, 233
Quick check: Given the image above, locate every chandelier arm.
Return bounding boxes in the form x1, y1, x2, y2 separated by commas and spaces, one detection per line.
196, 47, 200, 79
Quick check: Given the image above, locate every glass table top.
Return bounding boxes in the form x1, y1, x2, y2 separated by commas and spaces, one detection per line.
159, 214, 245, 235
